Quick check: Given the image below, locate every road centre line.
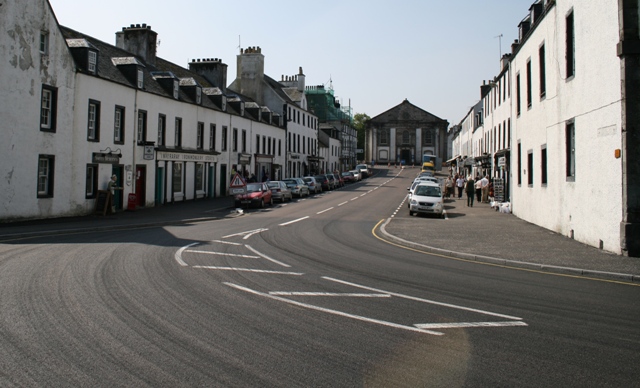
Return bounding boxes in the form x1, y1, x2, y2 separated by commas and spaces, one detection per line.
279, 216, 309, 226
360, 193, 367, 197
186, 250, 259, 259
337, 201, 349, 206
350, 197, 359, 201
323, 276, 524, 321
317, 207, 334, 214
245, 244, 291, 267
193, 266, 303, 275
175, 242, 198, 266
415, 321, 528, 329
224, 282, 443, 336
269, 292, 391, 298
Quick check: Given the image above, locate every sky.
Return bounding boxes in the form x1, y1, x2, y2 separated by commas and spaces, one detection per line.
48, 0, 535, 127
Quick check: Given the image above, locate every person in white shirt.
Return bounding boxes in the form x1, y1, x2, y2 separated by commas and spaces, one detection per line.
480, 175, 490, 203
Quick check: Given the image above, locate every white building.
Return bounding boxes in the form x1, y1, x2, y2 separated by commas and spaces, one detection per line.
451, 0, 640, 256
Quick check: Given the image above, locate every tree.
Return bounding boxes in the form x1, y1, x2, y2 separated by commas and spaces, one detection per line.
353, 113, 370, 162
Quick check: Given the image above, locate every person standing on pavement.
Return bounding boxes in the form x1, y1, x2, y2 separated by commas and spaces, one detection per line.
456, 175, 465, 199
444, 176, 452, 198
107, 175, 122, 213
475, 175, 482, 202
481, 175, 490, 203
465, 176, 475, 207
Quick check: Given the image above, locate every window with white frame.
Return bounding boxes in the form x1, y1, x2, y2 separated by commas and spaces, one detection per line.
87, 100, 100, 141
137, 68, 144, 89
85, 164, 98, 198
173, 80, 179, 99
37, 155, 54, 197
157, 114, 166, 146
114, 106, 124, 144
175, 117, 182, 147
137, 110, 147, 144
39, 31, 49, 55
195, 163, 204, 192
209, 123, 216, 150
566, 120, 575, 180
197, 122, 204, 150
40, 85, 57, 132
88, 51, 97, 73
172, 162, 183, 194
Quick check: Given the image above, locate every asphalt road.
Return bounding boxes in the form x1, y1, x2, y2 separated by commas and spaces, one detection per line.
0, 171, 638, 387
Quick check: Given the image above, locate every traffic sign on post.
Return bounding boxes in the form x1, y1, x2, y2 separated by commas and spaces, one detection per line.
229, 173, 247, 195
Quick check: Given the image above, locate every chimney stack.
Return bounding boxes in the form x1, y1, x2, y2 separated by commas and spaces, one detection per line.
115, 24, 157, 66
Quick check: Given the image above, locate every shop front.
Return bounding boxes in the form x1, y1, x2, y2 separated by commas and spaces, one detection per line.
156, 150, 218, 204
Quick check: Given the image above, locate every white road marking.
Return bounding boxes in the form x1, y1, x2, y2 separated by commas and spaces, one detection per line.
224, 283, 443, 336
269, 292, 391, 298
245, 244, 291, 267
337, 201, 349, 207
415, 321, 528, 329
350, 197, 359, 201
279, 216, 309, 226
323, 276, 524, 320
212, 240, 242, 245
243, 229, 267, 240
317, 207, 334, 214
222, 228, 268, 238
360, 193, 367, 197
175, 242, 199, 266
186, 250, 259, 259
193, 267, 303, 275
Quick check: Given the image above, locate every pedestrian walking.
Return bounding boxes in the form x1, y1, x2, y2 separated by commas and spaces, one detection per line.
107, 175, 122, 213
465, 176, 475, 207
475, 175, 482, 202
456, 175, 465, 199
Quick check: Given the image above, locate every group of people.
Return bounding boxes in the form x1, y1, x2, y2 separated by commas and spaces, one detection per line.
443, 174, 491, 207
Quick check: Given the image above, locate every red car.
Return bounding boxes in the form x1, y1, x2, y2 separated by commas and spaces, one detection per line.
341, 171, 355, 183
234, 182, 274, 208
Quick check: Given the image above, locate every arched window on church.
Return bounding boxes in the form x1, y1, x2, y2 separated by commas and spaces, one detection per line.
402, 130, 410, 145
423, 128, 434, 146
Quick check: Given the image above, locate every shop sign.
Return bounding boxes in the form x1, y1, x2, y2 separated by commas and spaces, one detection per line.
157, 151, 217, 162
498, 157, 506, 167
92, 152, 120, 164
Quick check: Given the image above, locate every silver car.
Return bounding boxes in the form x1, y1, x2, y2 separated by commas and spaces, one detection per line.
283, 178, 310, 197
267, 181, 293, 202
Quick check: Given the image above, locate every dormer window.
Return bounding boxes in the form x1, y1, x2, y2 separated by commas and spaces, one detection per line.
196, 87, 202, 105
88, 51, 97, 73
137, 69, 144, 89
173, 80, 179, 99
221, 96, 227, 112
240, 102, 245, 116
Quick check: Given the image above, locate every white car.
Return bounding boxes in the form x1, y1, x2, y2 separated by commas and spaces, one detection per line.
409, 182, 444, 218
350, 170, 361, 181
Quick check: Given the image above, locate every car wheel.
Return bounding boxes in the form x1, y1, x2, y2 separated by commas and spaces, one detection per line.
409, 211, 414, 216
270, 197, 274, 206
259, 199, 264, 208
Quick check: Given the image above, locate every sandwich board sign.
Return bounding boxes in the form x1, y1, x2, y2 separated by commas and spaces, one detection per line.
229, 173, 246, 195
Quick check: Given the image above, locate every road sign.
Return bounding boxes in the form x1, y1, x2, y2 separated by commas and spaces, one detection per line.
230, 173, 246, 188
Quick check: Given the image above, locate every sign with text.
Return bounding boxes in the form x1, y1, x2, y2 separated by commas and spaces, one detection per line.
157, 151, 217, 163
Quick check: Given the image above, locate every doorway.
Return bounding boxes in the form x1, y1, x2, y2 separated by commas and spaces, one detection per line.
136, 165, 146, 206
111, 166, 124, 211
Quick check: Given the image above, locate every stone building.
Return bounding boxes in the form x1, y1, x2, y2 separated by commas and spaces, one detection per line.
365, 99, 449, 167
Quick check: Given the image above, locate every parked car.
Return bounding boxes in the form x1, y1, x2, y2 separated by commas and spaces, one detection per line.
341, 171, 356, 183
283, 178, 310, 197
314, 175, 330, 191
355, 164, 370, 178
325, 174, 337, 190
409, 182, 444, 218
234, 182, 274, 208
350, 170, 361, 181
303, 176, 322, 194
333, 173, 344, 187
267, 181, 293, 202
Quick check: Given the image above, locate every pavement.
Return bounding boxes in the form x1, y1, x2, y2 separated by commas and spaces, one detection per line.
1, 168, 639, 283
